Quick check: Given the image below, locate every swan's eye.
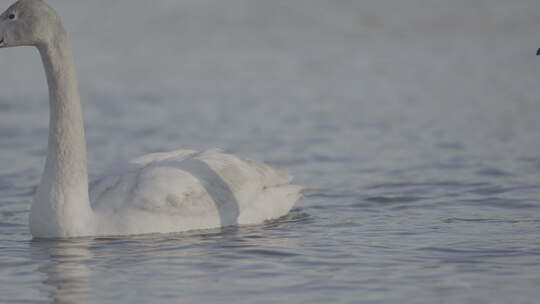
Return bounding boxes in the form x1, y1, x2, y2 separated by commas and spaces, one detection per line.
8, 13, 15, 20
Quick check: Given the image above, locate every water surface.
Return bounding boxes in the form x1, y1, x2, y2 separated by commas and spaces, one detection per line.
1, 0, 540, 303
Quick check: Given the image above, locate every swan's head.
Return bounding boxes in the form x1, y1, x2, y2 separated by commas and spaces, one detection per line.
0, 0, 62, 48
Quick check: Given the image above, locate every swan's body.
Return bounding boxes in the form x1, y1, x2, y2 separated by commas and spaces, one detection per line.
88, 148, 303, 236
0, 0, 304, 238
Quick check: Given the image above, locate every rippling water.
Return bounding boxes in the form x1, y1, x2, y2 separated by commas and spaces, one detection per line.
1, 0, 540, 303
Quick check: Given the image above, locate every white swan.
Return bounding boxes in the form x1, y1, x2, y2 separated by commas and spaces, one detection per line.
0, 0, 305, 238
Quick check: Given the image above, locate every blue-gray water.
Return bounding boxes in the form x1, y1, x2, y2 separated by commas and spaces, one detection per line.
1, 0, 540, 303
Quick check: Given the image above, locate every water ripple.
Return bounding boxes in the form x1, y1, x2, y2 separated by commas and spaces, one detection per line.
364, 196, 426, 204
442, 218, 520, 224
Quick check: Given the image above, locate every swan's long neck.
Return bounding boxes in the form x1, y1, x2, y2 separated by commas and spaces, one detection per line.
30, 28, 95, 237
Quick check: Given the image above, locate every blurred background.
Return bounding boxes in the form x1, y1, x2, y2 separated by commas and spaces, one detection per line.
1, 0, 540, 303
0, 0, 539, 178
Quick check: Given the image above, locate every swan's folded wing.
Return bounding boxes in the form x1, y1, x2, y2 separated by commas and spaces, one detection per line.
90, 148, 296, 223
129, 149, 198, 165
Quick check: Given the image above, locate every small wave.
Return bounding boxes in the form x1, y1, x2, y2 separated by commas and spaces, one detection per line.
364, 196, 426, 204
476, 168, 513, 177
442, 218, 520, 224
468, 186, 509, 195
0, 221, 25, 228
461, 197, 540, 209
366, 181, 490, 190
417, 246, 532, 259
242, 248, 299, 258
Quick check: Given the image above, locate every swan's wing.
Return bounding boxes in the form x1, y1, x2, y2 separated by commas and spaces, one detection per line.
90, 149, 295, 223
128, 149, 198, 165
89, 149, 197, 206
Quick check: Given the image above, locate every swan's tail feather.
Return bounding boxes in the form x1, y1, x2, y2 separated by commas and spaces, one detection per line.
238, 184, 304, 225
242, 158, 293, 187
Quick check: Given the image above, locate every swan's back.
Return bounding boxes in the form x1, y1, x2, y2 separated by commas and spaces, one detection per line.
89, 149, 304, 235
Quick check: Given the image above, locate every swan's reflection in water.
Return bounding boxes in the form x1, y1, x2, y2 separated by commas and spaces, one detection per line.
28, 212, 306, 303
31, 238, 95, 304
